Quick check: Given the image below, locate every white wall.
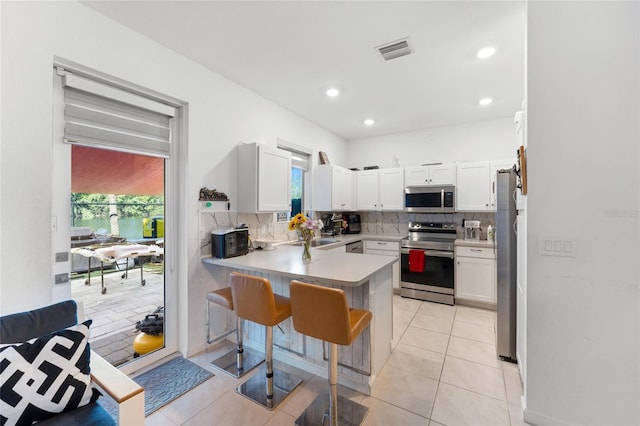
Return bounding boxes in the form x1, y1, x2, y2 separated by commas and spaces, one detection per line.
345, 116, 517, 169
0, 1, 346, 357
526, 2, 639, 425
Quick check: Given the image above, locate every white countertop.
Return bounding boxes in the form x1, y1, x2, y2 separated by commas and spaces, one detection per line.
202, 237, 398, 287
454, 238, 496, 249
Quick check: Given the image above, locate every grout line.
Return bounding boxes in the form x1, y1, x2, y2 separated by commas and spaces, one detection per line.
502, 363, 514, 426
429, 303, 457, 423
439, 381, 510, 404
444, 352, 502, 370
363, 394, 431, 422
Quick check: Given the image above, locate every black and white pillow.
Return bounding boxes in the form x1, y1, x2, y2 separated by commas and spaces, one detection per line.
0, 320, 101, 426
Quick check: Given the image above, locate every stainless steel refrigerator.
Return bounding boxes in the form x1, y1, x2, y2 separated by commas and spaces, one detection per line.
496, 169, 517, 362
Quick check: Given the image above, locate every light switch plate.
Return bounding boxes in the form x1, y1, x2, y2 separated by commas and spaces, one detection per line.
54, 273, 69, 285
540, 237, 576, 257
55, 252, 69, 262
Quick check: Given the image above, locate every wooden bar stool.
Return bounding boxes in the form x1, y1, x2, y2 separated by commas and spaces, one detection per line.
289, 281, 372, 426
230, 272, 303, 410
206, 286, 264, 378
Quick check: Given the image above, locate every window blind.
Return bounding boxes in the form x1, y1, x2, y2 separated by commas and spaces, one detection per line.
61, 71, 175, 158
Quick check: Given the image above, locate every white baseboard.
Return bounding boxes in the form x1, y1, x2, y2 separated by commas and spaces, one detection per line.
523, 408, 571, 426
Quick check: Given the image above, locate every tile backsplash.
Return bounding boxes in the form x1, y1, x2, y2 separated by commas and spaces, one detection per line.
199, 212, 296, 256
200, 210, 495, 256
358, 211, 496, 239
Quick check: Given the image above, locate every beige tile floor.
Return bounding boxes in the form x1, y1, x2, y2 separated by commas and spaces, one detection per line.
146, 295, 527, 426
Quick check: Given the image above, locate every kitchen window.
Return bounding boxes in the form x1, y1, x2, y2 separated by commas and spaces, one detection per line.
277, 141, 311, 218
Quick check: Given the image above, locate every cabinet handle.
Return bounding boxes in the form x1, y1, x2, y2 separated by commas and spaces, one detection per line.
457, 261, 461, 265
470, 248, 482, 252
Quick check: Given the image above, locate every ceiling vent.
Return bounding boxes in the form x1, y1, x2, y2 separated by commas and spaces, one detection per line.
377, 38, 412, 61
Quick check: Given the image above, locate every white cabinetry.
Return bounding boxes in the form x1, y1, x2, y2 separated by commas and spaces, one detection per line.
455, 245, 496, 306
237, 143, 291, 212
404, 164, 456, 186
456, 162, 491, 211
313, 164, 354, 211
456, 160, 515, 211
356, 168, 404, 211
356, 170, 378, 210
364, 240, 400, 291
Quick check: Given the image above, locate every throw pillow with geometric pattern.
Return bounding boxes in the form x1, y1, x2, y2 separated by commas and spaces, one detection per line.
0, 320, 101, 426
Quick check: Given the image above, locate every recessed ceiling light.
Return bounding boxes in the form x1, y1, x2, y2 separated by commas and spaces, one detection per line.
479, 97, 493, 106
364, 118, 375, 126
326, 88, 340, 97
477, 46, 496, 59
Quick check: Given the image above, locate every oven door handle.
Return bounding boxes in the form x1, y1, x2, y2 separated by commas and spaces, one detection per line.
401, 248, 454, 259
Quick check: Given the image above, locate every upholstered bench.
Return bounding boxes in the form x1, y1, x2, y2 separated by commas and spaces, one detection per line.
0, 300, 144, 425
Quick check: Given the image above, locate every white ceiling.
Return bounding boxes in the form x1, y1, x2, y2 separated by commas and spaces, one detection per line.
82, 1, 526, 140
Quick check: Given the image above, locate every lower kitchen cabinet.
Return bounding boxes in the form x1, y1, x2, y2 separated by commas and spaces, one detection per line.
455, 245, 496, 306
364, 240, 400, 291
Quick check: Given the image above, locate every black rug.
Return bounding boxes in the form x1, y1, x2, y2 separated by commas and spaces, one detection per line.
101, 356, 214, 418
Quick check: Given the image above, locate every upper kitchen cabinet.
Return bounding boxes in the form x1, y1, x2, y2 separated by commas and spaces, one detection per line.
313, 164, 354, 211
456, 161, 491, 211
456, 160, 516, 211
356, 168, 404, 211
355, 169, 378, 210
404, 163, 456, 186
237, 143, 291, 212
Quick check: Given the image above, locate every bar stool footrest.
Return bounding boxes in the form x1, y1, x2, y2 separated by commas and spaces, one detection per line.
294, 393, 369, 426
236, 364, 303, 410
211, 346, 264, 378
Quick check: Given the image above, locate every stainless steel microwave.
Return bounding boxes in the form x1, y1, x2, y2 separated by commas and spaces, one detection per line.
404, 185, 456, 213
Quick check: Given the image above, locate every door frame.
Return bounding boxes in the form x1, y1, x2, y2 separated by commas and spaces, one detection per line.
51, 58, 188, 373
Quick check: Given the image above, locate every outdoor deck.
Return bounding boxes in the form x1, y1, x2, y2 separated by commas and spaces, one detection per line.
71, 261, 164, 366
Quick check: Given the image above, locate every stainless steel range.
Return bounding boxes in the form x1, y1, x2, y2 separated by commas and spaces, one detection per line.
400, 222, 456, 305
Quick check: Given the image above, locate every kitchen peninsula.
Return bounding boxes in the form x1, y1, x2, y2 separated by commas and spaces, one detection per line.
202, 242, 395, 393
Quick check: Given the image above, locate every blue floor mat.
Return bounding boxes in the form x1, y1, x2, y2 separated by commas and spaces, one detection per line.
101, 356, 214, 419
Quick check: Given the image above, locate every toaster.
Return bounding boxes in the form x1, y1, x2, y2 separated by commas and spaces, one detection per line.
211, 226, 249, 258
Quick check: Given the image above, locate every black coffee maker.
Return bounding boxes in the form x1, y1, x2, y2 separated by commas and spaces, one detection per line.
320, 214, 343, 236
342, 214, 361, 234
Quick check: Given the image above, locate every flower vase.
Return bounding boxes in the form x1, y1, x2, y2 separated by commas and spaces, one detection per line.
302, 238, 312, 262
